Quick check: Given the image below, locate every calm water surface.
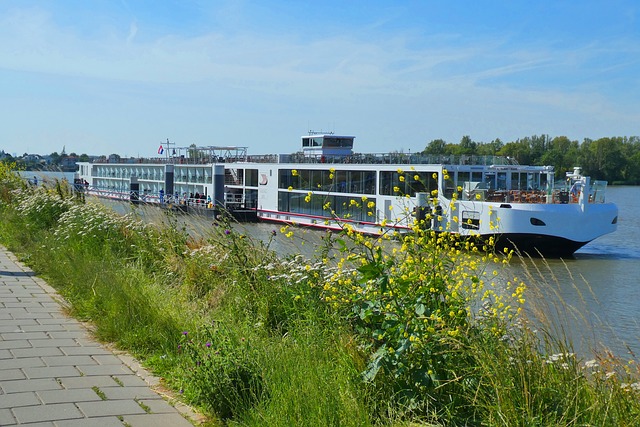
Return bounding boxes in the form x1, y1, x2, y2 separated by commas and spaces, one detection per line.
22, 172, 640, 359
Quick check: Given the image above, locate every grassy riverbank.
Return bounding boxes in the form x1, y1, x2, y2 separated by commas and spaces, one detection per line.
1, 162, 639, 426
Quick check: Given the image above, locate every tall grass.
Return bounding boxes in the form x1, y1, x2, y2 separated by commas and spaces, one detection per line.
1, 163, 639, 426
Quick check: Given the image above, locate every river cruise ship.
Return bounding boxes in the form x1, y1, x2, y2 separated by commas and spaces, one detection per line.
76, 133, 618, 257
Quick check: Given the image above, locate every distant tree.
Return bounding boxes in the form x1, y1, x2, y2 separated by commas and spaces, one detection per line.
539, 136, 579, 176
498, 141, 531, 165
476, 138, 503, 156
187, 143, 209, 160
625, 149, 640, 184
454, 135, 477, 155
422, 139, 447, 155
528, 134, 551, 164
187, 144, 199, 160
49, 152, 61, 165
592, 137, 625, 182
614, 136, 640, 184
78, 154, 90, 162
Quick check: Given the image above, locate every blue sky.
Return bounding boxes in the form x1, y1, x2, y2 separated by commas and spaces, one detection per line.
1, 1, 639, 157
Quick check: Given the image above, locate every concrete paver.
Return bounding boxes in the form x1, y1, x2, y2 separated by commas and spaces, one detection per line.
0, 246, 200, 426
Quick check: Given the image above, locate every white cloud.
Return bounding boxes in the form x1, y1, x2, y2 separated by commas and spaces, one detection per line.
1, 3, 639, 155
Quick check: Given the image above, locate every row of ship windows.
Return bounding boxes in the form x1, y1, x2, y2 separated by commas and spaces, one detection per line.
90, 168, 260, 186
278, 169, 439, 197
277, 193, 376, 223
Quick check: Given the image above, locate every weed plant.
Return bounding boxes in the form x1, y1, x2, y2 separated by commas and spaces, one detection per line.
0, 164, 639, 426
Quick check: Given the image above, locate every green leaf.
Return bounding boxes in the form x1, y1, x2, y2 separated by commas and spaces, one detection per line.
363, 345, 387, 383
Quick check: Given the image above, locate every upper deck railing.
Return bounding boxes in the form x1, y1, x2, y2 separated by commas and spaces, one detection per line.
246, 152, 520, 166
89, 152, 521, 167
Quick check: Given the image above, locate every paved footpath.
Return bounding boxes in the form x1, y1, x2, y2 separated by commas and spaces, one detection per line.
0, 246, 202, 426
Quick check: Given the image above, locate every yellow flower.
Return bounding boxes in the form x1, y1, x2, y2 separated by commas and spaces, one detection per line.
399, 176, 405, 182
287, 186, 293, 191
475, 193, 482, 200
361, 196, 368, 201
414, 174, 420, 181
367, 201, 375, 209
397, 168, 404, 174
292, 169, 298, 176
393, 186, 400, 193
432, 173, 437, 179
329, 167, 335, 173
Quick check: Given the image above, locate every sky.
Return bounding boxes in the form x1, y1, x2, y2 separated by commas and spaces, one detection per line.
1, 0, 639, 157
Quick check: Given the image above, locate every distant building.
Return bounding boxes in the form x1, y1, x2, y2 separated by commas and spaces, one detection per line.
23, 154, 43, 163
60, 155, 79, 171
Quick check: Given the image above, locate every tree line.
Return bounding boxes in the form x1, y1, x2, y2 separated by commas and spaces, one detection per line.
422, 135, 640, 185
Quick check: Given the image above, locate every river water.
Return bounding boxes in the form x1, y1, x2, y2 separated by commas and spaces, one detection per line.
20, 172, 640, 359
507, 185, 640, 359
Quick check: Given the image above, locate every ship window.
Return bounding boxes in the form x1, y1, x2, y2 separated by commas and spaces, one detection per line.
323, 137, 354, 148
310, 170, 323, 190
278, 169, 295, 189
299, 169, 310, 189
461, 211, 480, 230
380, 171, 437, 196
530, 217, 546, 226
246, 169, 258, 187
334, 170, 348, 193
456, 172, 470, 193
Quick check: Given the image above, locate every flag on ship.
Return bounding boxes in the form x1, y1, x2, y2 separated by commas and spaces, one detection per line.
158, 145, 164, 154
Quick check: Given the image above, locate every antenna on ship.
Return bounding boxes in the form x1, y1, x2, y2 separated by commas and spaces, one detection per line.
164, 138, 176, 160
